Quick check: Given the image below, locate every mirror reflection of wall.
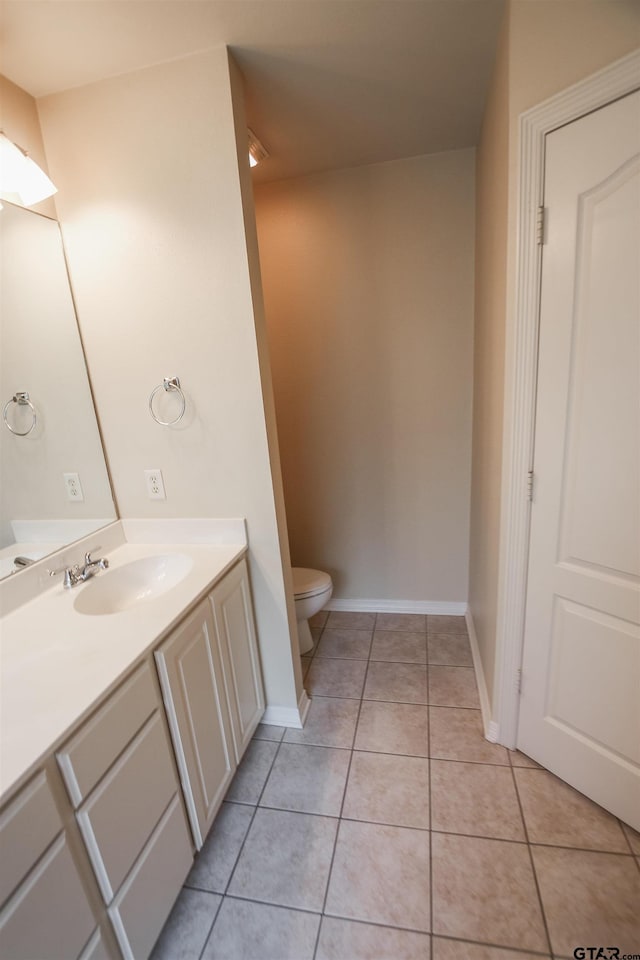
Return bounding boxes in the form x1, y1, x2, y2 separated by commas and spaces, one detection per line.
0, 201, 117, 579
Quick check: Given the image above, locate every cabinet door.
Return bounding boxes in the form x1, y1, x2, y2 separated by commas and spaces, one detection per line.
155, 600, 235, 848
210, 558, 265, 761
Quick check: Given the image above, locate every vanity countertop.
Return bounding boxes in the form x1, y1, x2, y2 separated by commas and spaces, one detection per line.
0, 523, 247, 803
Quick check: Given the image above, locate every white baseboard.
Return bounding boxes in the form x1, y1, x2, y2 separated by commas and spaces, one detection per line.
261, 688, 311, 729
465, 609, 497, 742
325, 598, 467, 615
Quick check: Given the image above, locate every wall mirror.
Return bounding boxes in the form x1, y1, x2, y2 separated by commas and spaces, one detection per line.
0, 200, 117, 579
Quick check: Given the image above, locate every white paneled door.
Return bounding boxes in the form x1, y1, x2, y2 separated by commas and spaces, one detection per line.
518, 90, 640, 830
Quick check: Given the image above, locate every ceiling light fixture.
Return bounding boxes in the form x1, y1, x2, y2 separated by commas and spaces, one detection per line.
248, 128, 269, 168
0, 131, 57, 206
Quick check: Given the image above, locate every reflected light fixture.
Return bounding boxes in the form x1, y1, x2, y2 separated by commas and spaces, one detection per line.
0, 131, 57, 206
248, 128, 269, 168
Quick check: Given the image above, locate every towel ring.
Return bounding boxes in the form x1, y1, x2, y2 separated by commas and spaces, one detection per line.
3, 392, 37, 437
149, 376, 186, 426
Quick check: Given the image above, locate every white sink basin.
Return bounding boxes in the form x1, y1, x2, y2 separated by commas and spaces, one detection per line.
73, 554, 193, 616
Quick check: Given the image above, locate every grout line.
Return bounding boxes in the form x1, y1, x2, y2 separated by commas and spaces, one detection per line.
618, 818, 637, 856
223, 892, 322, 915
312, 622, 375, 960
194, 740, 290, 958
509, 761, 555, 959
194, 891, 225, 960
432, 933, 552, 957
211, 735, 286, 904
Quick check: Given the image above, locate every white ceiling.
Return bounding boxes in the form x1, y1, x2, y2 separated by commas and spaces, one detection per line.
0, 0, 505, 182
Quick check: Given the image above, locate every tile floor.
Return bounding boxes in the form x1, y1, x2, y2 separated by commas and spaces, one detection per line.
152, 612, 640, 960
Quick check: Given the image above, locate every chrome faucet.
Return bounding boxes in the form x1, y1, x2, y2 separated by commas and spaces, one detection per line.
13, 556, 35, 568
49, 550, 109, 589
79, 551, 109, 581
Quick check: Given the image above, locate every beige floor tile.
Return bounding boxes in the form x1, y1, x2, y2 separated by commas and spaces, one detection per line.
431, 760, 525, 841
508, 749, 541, 768
151, 888, 221, 960
260, 743, 350, 816
429, 707, 509, 764
433, 939, 549, 960
428, 633, 473, 666
342, 751, 430, 829
622, 821, 640, 854
186, 802, 254, 893
316, 628, 373, 660
301, 655, 312, 679
317, 917, 430, 959
371, 631, 427, 663
306, 656, 367, 698
228, 807, 338, 911
203, 897, 320, 960
327, 611, 376, 630
309, 609, 329, 628
355, 700, 429, 757
363, 661, 428, 703
432, 833, 547, 952
225, 738, 279, 804
374, 612, 427, 633
325, 820, 430, 931
428, 615, 468, 637
532, 846, 640, 956
252, 723, 286, 742
284, 696, 360, 749
514, 768, 628, 852
429, 666, 479, 708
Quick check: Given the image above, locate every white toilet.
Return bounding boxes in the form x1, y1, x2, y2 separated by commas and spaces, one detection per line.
292, 567, 333, 655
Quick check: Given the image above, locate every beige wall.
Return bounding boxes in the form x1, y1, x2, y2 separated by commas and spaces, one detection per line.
469, 0, 640, 721
468, 7, 510, 708
37, 49, 301, 713
255, 150, 475, 603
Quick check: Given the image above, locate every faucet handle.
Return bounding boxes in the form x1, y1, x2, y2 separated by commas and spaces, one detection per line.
84, 549, 109, 569
48, 565, 78, 589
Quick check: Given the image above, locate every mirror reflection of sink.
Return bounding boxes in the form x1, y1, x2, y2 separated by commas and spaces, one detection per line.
73, 554, 193, 615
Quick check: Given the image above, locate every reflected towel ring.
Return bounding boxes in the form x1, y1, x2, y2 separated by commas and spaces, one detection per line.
149, 376, 186, 426
3, 392, 37, 436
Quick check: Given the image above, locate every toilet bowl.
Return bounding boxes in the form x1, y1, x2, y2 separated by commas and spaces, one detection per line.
292, 567, 333, 655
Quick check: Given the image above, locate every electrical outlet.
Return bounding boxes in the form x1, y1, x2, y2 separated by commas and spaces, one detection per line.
144, 469, 166, 500
63, 472, 84, 502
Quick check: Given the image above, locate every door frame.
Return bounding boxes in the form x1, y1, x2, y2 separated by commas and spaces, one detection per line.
493, 49, 640, 749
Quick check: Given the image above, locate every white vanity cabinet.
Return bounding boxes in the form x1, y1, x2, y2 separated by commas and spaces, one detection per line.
0, 769, 106, 960
0, 545, 266, 958
210, 557, 265, 760
155, 557, 264, 848
56, 662, 193, 960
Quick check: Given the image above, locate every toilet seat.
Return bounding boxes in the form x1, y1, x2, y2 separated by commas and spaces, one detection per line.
292, 567, 332, 600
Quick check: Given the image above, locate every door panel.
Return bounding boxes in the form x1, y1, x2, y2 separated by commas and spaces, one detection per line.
518, 90, 640, 829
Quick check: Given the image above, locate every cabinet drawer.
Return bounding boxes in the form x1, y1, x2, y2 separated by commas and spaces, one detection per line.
0, 770, 62, 907
108, 794, 192, 960
0, 833, 96, 960
78, 711, 178, 902
57, 663, 158, 806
